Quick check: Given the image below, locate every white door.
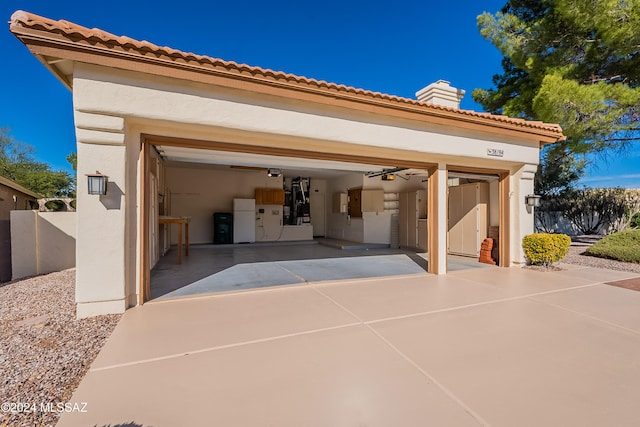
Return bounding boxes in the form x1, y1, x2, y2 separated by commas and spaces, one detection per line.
149, 174, 158, 268
310, 193, 325, 237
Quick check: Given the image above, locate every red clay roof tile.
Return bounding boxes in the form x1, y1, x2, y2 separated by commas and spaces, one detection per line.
9, 10, 563, 136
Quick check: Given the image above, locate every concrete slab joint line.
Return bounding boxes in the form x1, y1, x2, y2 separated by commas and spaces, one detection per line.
527, 293, 640, 335
363, 282, 602, 326
90, 322, 362, 372
308, 285, 492, 427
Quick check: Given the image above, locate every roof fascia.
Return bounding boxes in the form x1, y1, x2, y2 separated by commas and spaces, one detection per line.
0, 176, 41, 199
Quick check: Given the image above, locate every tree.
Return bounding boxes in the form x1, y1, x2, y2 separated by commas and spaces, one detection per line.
535, 147, 586, 196
0, 128, 75, 198
66, 152, 77, 198
474, 0, 640, 182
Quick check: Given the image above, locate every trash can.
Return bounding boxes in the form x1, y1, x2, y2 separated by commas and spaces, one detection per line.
213, 212, 233, 244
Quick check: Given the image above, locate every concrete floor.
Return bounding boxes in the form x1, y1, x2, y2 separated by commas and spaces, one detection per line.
151, 241, 491, 299
59, 264, 640, 427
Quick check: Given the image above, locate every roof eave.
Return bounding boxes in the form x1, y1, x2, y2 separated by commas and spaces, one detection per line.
10, 19, 565, 145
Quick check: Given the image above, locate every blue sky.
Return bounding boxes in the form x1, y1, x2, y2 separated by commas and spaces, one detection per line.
1, 1, 638, 187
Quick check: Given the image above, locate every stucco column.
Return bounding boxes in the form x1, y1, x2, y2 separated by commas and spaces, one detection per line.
435, 164, 448, 274
74, 112, 128, 318
510, 164, 538, 266
428, 163, 448, 275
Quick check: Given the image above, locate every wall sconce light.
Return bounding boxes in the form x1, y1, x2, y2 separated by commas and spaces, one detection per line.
525, 194, 541, 208
267, 168, 282, 177
86, 172, 108, 195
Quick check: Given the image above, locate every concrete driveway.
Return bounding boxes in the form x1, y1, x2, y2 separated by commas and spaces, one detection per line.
59, 264, 640, 427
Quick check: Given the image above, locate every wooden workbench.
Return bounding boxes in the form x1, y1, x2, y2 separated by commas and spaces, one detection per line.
159, 216, 190, 264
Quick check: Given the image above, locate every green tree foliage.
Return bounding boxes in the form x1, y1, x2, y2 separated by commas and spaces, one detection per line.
66, 152, 77, 171
66, 152, 77, 197
475, 0, 640, 182
535, 147, 586, 195
0, 128, 75, 198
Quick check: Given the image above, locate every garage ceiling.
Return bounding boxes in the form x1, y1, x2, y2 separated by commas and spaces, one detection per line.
156, 145, 399, 179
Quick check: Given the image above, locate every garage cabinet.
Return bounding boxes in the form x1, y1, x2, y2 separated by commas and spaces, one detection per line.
347, 188, 384, 217
255, 188, 285, 205
448, 182, 489, 257
399, 190, 427, 251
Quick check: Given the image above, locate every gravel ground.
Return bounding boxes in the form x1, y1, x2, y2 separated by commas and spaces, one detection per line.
561, 235, 640, 274
0, 269, 121, 427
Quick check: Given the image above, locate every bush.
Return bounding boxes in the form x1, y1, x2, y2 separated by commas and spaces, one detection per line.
522, 233, 571, 267
44, 199, 66, 212
562, 188, 627, 234
70, 199, 77, 210
631, 212, 640, 229
584, 230, 640, 263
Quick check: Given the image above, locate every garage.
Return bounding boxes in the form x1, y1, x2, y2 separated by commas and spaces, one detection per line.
142, 137, 439, 300
10, 11, 565, 317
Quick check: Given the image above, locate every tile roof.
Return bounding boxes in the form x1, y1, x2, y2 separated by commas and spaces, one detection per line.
9, 10, 564, 138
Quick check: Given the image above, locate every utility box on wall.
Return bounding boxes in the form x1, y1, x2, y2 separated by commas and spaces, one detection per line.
333, 192, 348, 214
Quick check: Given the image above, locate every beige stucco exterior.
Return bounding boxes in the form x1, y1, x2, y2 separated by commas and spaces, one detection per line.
69, 63, 544, 316
9, 11, 565, 317
10, 210, 76, 280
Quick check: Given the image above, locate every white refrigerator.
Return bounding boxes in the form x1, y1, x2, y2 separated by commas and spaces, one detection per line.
233, 198, 256, 243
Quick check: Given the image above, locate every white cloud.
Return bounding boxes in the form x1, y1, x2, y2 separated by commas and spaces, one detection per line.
579, 173, 640, 189
580, 173, 640, 183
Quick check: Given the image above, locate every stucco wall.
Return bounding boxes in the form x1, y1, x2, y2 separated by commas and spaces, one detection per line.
326, 173, 365, 242
165, 165, 283, 244
326, 173, 429, 244
72, 64, 542, 166
11, 211, 76, 280
509, 164, 537, 265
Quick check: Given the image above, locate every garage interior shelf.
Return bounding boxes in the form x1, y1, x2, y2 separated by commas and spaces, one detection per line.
384, 192, 400, 213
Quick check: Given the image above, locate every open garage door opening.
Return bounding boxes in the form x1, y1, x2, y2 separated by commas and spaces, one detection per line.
447, 170, 507, 270
141, 138, 444, 301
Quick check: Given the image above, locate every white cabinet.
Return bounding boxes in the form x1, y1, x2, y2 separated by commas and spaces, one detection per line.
399, 190, 427, 251
447, 183, 489, 257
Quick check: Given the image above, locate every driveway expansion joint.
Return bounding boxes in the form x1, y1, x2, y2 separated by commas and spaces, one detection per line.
309, 285, 492, 427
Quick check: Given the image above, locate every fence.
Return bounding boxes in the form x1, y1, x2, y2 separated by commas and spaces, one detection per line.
10, 210, 76, 280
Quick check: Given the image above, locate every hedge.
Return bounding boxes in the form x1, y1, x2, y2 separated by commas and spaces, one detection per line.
585, 230, 640, 263
522, 233, 571, 267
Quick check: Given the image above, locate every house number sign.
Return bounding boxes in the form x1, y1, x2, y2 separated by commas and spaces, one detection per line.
487, 148, 504, 157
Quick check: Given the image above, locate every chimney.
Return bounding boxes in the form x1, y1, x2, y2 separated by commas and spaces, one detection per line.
415, 80, 465, 109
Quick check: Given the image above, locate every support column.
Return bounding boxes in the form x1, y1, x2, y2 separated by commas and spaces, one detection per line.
510, 164, 538, 266
74, 112, 128, 318
428, 163, 448, 275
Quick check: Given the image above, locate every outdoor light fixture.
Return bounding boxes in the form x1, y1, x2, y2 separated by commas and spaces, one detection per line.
267, 168, 282, 177
86, 172, 108, 196
525, 194, 541, 208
